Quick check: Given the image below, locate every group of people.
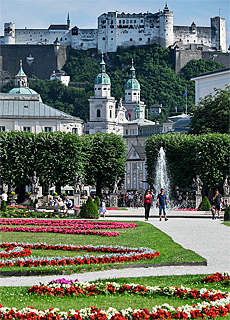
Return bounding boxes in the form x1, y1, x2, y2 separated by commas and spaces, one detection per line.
48, 196, 73, 210
142, 188, 168, 221
210, 189, 228, 220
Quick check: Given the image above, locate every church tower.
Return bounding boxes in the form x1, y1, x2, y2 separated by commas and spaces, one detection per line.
14, 60, 28, 88
123, 60, 145, 121
87, 54, 123, 135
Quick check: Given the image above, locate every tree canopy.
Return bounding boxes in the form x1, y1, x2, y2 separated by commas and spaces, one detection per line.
145, 133, 230, 193
82, 133, 127, 196
189, 86, 230, 134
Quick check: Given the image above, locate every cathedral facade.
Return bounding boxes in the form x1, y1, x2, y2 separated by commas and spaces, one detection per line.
1, 5, 226, 53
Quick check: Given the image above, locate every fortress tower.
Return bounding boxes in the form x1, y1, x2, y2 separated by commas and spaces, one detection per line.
211, 16, 226, 52
4, 22, 15, 44
159, 4, 173, 48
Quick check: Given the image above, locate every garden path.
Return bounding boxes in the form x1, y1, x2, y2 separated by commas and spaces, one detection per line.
0, 218, 229, 286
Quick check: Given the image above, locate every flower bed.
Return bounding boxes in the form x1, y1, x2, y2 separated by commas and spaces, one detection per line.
0, 218, 137, 230
0, 242, 160, 268
201, 272, 230, 284
0, 226, 121, 237
174, 208, 198, 211
0, 246, 31, 259
0, 299, 229, 319
28, 279, 229, 302
0, 219, 137, 237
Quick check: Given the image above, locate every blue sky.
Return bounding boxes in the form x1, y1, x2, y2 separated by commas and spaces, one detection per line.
1, 0, 229, 49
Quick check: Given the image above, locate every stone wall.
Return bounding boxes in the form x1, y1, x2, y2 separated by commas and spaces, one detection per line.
174, 49, 230, 73
0, 44, 68, 79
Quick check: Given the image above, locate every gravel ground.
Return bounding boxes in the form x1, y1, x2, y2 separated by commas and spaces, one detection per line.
0, 217, 229, 286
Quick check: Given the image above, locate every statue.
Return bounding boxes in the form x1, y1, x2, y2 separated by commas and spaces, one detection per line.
112, 177, 121, 194
29, 171, 39, 193
193, 175, 203, 194
119, 97, 122, 104
223, 175, 229, 194
73, 174, 83, 194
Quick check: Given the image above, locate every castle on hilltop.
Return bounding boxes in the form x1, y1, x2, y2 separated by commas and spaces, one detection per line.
1, 4, 226, 53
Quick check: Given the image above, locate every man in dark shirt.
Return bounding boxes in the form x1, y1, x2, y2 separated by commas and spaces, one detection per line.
212, 189, 223, 219
157, 188, 168, 221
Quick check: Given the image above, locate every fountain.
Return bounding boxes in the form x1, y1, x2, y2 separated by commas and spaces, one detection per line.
153, 147, 171, 204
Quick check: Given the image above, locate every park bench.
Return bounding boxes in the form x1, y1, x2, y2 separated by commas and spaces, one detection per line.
28, 205, 66, 214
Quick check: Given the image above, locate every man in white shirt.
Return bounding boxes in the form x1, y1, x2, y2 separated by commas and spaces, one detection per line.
1, 191, 7, 202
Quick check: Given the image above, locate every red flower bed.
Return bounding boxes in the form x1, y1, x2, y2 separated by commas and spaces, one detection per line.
201, 272, 230, 284
0, 218, 137, 229
0, 246, 31, 259
0, 219, 138, 237
0, 226, 120, 237
0, 242, 160, 269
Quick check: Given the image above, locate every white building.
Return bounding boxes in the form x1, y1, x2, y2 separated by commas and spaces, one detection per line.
124, 145, 148, 192
85, 54, 126, 135
191, 68, 230, 104
50, 71, 70, 86
0, 61, 84, 134
1, 6, 226, 53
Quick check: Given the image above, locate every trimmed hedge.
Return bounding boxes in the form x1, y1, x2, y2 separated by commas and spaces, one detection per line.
198, 196, 211, 211
80, 196, 99, 219
224, 204, 230, 221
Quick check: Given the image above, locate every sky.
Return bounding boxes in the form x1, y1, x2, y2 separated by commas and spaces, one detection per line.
0, 0, 229, 49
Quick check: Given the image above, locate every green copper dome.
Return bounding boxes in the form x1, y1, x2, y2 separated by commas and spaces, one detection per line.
94, 54, 111, 85
125, 59, 140, 90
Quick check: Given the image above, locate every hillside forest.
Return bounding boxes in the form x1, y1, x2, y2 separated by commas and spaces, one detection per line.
2, 45, 226, 122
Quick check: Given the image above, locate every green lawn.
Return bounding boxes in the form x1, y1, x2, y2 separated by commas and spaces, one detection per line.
0, 221, 205, 275
0, 274, 229, 319
223, 221, 230, 227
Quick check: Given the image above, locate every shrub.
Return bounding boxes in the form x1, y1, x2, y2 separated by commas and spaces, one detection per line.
224, 204, 230, 221
94, 196, 100, 207
198, 196, 211, 211
0, 200, 7, 213
80, 196, 99, 219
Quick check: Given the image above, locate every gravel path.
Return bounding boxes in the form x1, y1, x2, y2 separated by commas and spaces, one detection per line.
0, 217, 229, 286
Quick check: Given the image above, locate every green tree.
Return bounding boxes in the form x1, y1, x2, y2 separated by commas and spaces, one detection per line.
34, 132, 84, 195
145, 133, 230, 193
83, 133, 127, 196
0, 131, 36, 188
189, 86, 230, 134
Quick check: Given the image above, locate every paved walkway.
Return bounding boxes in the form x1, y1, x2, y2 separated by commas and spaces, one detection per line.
0, 214, 229, 286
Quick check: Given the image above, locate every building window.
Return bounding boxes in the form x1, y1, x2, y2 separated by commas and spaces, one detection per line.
44, 127, 52, 132
23, 127, 30, 132
134, 20, 136, 23
125, 129, 128, 135
0, 126, 5, 132
24, 105, 28, 108
130, 38, 133, 41
111, 38, 113, 40
139, 38, 142, 41
97, 109, 101, 117
72, 128, 78, 134
102, 37, 105, 40
119, 20, 121, 24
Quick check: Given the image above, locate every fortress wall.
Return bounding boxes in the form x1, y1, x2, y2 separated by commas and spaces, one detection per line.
0, 44, 68, 79
15, 29, 71, 46
71, 29, 97, 51
174, 49, 230, 73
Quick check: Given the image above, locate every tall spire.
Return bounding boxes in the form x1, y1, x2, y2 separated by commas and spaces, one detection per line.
100, 52, 106, 73
67, 12, 70, 29
130, 59, 136, 79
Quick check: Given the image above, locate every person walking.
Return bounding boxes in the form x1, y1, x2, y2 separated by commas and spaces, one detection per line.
157, 188, 168, 221
98, 199, 107, 218
212, 189, 223, 219
142, 189, 153, 221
